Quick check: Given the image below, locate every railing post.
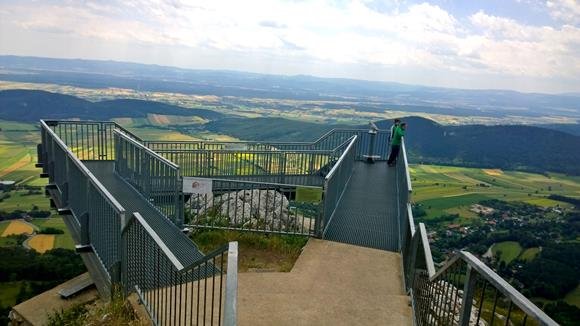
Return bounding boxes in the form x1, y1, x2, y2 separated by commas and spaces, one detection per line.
458, 265, 478, 326
224, 241, 238, 326
407, 232, 419, 291
79, 212, 90, 247
176, 174, 183, 227
280, 153, 286, 184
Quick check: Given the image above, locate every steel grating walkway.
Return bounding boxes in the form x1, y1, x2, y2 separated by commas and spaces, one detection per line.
84, 161, 206, 267
324, 161, 399, 252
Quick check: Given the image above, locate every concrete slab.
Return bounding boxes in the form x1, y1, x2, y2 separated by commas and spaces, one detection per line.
237, 239, 412, 325
10, 273, 98, 326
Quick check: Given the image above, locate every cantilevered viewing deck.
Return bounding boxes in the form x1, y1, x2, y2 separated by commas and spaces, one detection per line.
324, 161, 399, 251
37, 120, 558, 326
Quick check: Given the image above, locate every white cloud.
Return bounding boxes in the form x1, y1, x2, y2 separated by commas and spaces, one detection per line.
468, 10, 580, 78
547, 0, 580, 24
1, 0, 580, 92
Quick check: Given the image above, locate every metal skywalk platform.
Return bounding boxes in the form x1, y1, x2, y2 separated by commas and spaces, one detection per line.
37, 119, 558, 326
324, 161, 399, 251
84, 161, 205, 266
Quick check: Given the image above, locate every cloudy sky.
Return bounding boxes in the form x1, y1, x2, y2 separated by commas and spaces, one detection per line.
1, 0, 580, 93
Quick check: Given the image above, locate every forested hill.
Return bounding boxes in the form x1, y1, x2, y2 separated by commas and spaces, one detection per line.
0, 89, 578, 175
369, 117, 580, 175
0, 90, 223, 121
208, 116, 580, 175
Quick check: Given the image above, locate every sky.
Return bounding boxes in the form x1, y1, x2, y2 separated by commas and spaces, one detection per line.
1, 0, 580, 94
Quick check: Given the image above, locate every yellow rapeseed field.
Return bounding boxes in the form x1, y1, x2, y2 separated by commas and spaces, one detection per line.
482, 169, 503, 176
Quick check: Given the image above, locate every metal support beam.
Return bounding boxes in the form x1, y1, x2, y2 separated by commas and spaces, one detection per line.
224, 241, 239, 326
458, 265, 478, 326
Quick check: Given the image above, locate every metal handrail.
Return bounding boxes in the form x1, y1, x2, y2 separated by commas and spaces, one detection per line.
40, 120, 125, 213
114, 130, 179, 169
455, 251, 557, 325
154, 148, 336, 155
122, 212, 184, 270
145, 128, 382, 150
122, 211, 237, 325
325, 136, 357, 180
401, 138, 412, 193
46, 119, 144, 142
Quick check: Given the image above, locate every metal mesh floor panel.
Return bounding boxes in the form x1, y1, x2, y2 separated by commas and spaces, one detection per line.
84, 161, 205, 267
324, 161, 399, 252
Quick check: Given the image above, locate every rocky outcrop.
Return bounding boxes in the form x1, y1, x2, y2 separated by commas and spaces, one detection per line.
187, 189, 295, 231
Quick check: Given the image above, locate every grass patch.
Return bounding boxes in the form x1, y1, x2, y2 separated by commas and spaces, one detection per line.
47, 291, 140, 326
0, 234, 27, 247
520, 247, 541, 262
32, 218, 75, 249
0, 281, 25, 307
0, 221, 8, 235
411, 164, 580, 222
191, 229, 308, 272
564, 285, 580, 308
31, 217, 67, 231
0, 191, 50, 212
419, 193, 491, 219
491, 241, 523, 265
53, 234, 75, 250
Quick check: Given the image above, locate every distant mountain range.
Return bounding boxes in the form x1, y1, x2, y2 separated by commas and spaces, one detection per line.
1, 89, 579, 176
1, 55, 579, 120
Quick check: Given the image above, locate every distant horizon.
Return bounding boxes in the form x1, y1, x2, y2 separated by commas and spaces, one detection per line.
1, 1, 579, 94
1, 53, 578, 97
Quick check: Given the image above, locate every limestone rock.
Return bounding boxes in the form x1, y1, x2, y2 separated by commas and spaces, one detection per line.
187, 189, 295, 231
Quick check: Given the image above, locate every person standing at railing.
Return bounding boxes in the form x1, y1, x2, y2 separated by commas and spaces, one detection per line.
387, 122, 406, 167
388, 118, 401, 144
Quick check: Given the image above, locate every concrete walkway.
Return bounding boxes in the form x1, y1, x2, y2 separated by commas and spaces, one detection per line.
238, 239, 412, 325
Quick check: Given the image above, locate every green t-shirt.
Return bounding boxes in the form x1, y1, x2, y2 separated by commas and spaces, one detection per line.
391, 126, 405, 146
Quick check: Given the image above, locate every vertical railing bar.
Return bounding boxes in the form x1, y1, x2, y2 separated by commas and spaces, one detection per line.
505, 301, 513, 326
475, 280, 487, 325
490, 288, 500, 325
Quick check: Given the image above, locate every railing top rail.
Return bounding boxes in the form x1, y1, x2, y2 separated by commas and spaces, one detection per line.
401, 138, 412, 193
40, 120, 125, 214
122, 213, 233, 275
114, 130, 179, 169
407, 204, 416, 236
331, 135, 359, 153
44, 119, 144, 142
325, 135, 357, 181
418, 223, 436, 277
458, 251, 559, 325
44, 119, 116, 125
180, 242, 229, 272
211, 177, 323, 189
122, 212, 185, 270
145, 128, 385, 146
114, 124, 144, 142
153, 148, 336, 154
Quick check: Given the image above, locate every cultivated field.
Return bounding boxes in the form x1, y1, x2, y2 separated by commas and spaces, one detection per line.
1, 220, 34, 236
31, 218, 75, 250
27, 234, 55, 253
410, 164, 580, 219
